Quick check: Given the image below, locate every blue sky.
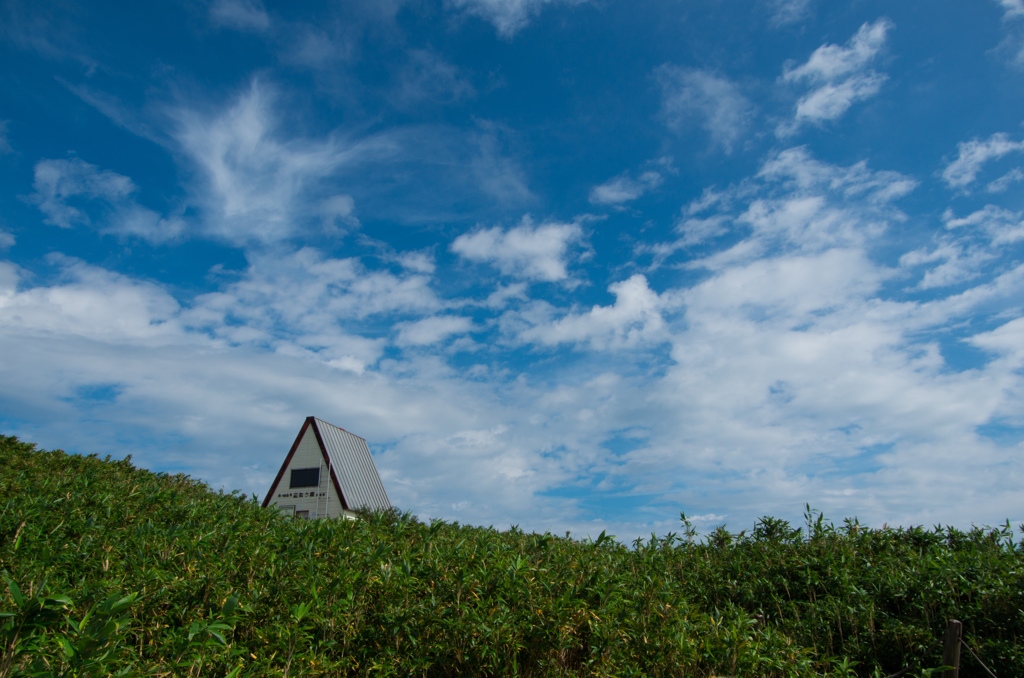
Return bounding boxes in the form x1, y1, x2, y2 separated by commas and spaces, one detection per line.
2, 0, 1024, 539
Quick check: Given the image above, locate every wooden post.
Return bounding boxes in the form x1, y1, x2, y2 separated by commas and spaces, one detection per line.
940, 619, 962, 678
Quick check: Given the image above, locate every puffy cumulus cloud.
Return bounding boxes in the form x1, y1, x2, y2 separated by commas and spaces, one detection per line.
656, 66, 755, 153
941, 132, 1024, 190
513, 274, 668, 350
8, 148, 1024, 540
609, 147, 1024, 530
757, 146, 917, 203
619, 261, 1023, 529
29, 158, 185, 243
779, 19, 892, 133
184, 247, 442, 366
638, 147, 916, 272
0, 251, 615, 535
0, 254, 181, 344
692, 146, 915, 266
395, 315, 474, 346
451, 216, 584, 282
209, 0, 270, 32
172, 80, 398, 245
445, 0, 586, 38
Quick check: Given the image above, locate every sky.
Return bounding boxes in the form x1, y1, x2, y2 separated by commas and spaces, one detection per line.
2, 0, 1024, 541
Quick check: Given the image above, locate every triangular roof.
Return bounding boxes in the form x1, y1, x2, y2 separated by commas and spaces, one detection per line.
262, 416, 391, 513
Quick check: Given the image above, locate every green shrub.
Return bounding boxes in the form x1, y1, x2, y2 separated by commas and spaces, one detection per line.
1, 435, 1020, 677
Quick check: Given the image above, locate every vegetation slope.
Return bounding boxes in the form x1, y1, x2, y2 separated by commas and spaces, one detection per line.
1, 435, 1021, 677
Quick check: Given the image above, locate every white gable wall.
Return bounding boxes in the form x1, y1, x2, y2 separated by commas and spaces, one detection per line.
266, 426, 356, 520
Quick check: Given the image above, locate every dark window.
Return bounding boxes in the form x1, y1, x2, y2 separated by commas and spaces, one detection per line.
290, 467, 320, 488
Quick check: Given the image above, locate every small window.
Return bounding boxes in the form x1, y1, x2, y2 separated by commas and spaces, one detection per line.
290, 467, 320, 488
294, 510, 310, 520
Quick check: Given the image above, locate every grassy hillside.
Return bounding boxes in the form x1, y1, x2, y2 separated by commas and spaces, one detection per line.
1, 435, 1021, 677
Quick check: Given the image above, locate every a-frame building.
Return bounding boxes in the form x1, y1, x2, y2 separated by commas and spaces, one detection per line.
262, 416, 391, 520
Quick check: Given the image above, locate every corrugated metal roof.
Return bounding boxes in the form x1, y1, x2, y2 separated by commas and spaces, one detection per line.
314, 418, 392, 512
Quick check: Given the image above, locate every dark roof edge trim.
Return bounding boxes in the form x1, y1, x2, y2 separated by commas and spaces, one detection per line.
261, 416, 315, 508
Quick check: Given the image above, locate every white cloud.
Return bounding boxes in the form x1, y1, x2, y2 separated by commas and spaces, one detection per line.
0, 231, 14, 250
998, 0, 1024, 19
451, 215, 584, 282
944, 205, 1024, 246
393, 50, 475, 107
987, 167, 1024, 193
172, 80, 398, 245
515, 274, 667, 350
618, 147, 1024, 531
590, 171, 664, 205
732, 146, 915, 255
0, 254, 181, 344
396, 315, 474, 346
445, 0, 585, 38
469, 122, 533, 206
320, 194, 358, 229
396, 250, 436, 275
29, 158, 185, 243
941, 132, 1024, 189
783, 20, 890, 83
779, 19, 892, 133
209, 0, 270, 32
900, 241, 994, 289
993, 1, 1024, 66
0, 120, 11, 154
185, 248, 442, 354
792, 74, 886, 124
31, 158, 134, 228
656, 66, 754, 153
767, 0, 814, 27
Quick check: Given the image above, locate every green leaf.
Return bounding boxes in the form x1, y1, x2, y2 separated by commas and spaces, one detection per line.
221, 594, 239, 617
5, 576, 25, 608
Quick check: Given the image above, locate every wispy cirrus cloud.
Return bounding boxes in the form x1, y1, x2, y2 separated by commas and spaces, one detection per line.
999, 0, 1024, 18
171, 81, 397, 245
391, 50, 475, 108
0, 120, 11, 154
767, 0, 814, 27
941, 132, 1024, 190
589, 158, 674, 206
445, 0, 586, 38
209, 0, 270, 32
656, 66, 755, 153
778, 19, 892, 135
